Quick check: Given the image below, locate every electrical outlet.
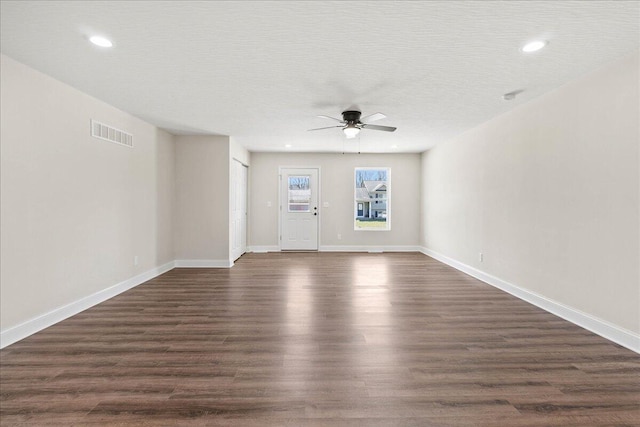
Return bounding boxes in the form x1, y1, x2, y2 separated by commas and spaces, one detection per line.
337, 233, 342, 240
134, 256, 139, 266
323, 202, 330, 208
267, 201, 272, 207
479, 253, 483, 262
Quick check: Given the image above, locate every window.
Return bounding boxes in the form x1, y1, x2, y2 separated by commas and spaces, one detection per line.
288, 175, 311, 212
354, 167, 390, 230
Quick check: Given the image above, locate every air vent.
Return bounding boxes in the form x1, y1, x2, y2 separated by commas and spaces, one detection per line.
90, 120, 133, 148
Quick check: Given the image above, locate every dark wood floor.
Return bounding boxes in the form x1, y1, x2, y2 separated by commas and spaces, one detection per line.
1, 252, 638, 426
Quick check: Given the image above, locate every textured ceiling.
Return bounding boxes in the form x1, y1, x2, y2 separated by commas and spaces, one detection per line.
1, 1, 638, 153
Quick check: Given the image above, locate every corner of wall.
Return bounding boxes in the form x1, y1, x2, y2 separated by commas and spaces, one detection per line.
173, 135, 232, 262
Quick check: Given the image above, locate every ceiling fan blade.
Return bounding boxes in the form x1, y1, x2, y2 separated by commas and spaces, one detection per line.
361, 124, 397, 132
317, 115, 344, 123
307, 125, 343, 131
360, 112, 386, 123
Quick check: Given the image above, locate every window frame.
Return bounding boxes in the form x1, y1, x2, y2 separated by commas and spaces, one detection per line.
354, 167, 391, 231
287, 175, 312, 213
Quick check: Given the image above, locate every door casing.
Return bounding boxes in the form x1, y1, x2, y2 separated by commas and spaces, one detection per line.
279, 166, 320, 250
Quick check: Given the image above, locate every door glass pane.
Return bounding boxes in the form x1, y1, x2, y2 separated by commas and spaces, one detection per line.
288, 175, 311, 212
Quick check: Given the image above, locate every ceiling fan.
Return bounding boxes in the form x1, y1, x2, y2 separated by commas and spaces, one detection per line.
308, 110, 397, 138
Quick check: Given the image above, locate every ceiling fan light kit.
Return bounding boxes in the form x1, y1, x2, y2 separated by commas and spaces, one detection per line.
343, 123, 360, 139
308, 110, 397, 138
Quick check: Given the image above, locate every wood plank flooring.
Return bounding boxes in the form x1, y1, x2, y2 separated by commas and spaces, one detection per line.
1, 252, 639, 426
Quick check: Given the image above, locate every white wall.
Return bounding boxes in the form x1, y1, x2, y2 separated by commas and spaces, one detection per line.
230, 137, 250, 166
174, 135, 231, 264
0, 54, 175, 332
421, 50, 639, 335
249, 152, 421, 249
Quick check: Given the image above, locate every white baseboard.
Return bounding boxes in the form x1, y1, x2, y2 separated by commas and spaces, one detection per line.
174, 259, 233, 268
248, 245, 422, 253
247, 245, 280, 253
419, 247, 640, 354
8, 250, 635, 354
319, 245, 421, 252
0, 261, 175, 349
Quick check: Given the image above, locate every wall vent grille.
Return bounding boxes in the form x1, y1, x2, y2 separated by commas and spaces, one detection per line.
90, 120, 133, 148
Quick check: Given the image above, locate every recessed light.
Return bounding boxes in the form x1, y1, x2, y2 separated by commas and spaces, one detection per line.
391, 145, 398, 148
285, 144, 292, 148
521, 40, 547, 53
89, 36, 113, 48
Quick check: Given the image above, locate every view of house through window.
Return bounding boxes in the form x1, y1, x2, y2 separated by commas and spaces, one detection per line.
354, 168, 390, 230
288, 175, 311, 212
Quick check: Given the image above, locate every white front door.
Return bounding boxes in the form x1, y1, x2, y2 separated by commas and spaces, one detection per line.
231, 160, 248, 261
280, 168, 319, 250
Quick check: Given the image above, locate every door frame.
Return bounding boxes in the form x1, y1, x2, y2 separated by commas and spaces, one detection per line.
231, 158, 249, 261
278, 166, 321, 251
